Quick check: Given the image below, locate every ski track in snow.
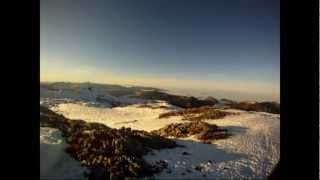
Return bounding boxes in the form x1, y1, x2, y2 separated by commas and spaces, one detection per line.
50, 102, 280, 179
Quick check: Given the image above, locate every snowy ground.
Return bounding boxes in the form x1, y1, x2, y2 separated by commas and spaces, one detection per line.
145, 111, 280, 179
40, 127, 89, 179
49, 102, 280, 179
51, 102, 182, 131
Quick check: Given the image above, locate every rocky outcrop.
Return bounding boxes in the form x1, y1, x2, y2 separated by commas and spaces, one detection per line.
151, 121, 230, 143
230, 101, 280, 114
133, 90, 217, 108
159, 106, 238, 121
219, 98, 237, 105
204, 96, 219, 104
40, 106, 180, 179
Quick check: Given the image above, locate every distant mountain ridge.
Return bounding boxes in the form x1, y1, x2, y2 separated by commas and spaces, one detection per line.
230, 101, 280, 114
40, 82, 280, 114
132, 90, 217, 108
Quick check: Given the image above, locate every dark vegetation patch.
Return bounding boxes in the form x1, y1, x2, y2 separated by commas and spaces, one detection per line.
151, 121, 230, 143
158, 106, 238, 121
40, 106, 181, 179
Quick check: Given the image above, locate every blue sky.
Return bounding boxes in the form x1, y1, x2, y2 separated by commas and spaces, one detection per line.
41, 0, 279, 101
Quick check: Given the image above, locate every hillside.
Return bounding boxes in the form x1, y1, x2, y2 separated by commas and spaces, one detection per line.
40, 82, 280, 179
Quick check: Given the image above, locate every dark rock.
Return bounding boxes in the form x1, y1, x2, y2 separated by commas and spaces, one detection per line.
88, 166, 107, 180
40, 106, 180, 179
159, 106, 236, 120
132, 90, 217, 108
230, 101, 280, 114
195, 166, 202, 172
152, 121, 230, 141
182, 152, 191, 155
204, 96, 219, 104
220, 98, 236, 105
155, 160, 168, 169
128, 165, 139, 176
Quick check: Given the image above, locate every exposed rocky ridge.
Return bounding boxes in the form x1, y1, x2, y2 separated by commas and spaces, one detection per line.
41, 82, 280, 114
151, 121, 230, 143
158, 106, 238, 121
204, 96, 219, 104
219, 98, 237, 105
133, 90, 217, 108
41, 82, 162, 93
230, 101, 280, 114
40, 106, 181, 179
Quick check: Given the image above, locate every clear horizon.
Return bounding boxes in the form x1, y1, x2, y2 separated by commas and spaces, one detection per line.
41, 0, 279, 102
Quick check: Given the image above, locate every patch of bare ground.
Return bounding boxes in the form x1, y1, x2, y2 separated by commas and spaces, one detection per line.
151, 121, 231, 143
40, 106, 181, 179
158, 106, 238, 121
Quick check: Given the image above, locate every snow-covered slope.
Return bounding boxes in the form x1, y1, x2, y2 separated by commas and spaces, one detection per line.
144, 111, 279, 179
40, 82, 146, 108
40, 127, 88, 179
51, 102, 182, 131
50, 102, 280, 179
40, 82, 279, 179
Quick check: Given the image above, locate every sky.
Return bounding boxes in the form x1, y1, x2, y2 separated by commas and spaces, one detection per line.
41, 0, 280, 102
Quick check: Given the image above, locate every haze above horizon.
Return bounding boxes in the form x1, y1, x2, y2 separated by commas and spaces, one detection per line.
41, 0, 279, 102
